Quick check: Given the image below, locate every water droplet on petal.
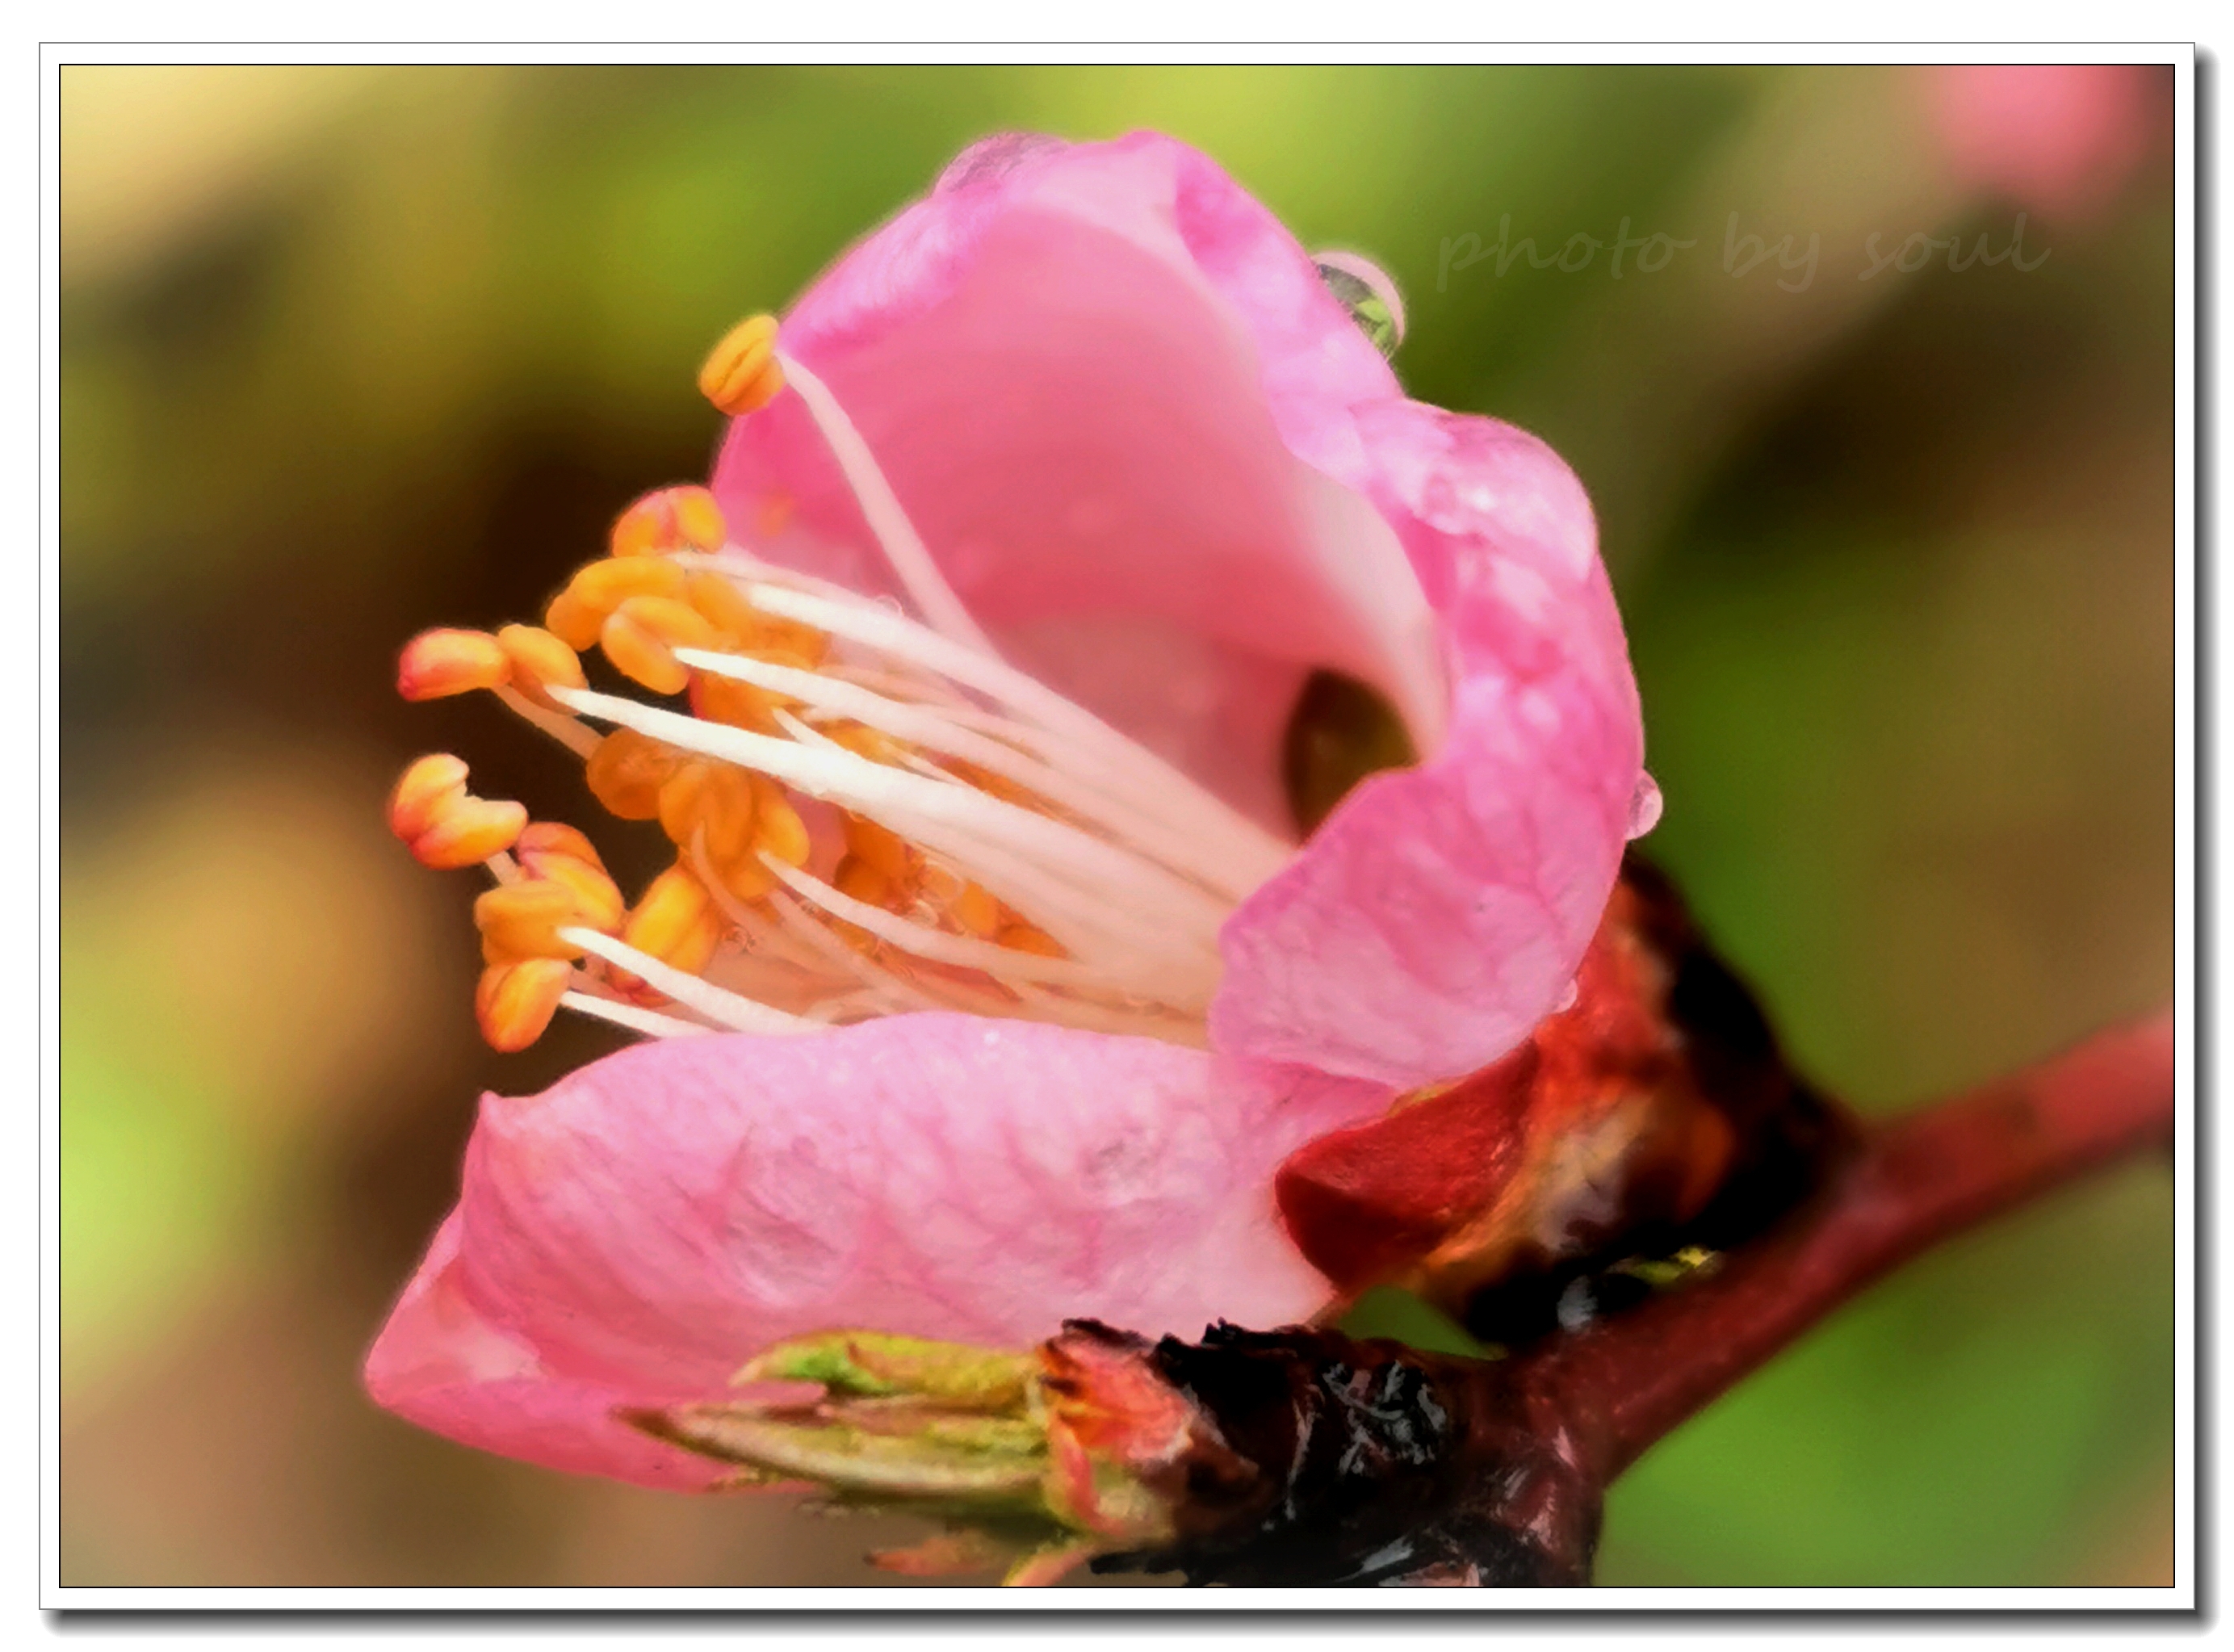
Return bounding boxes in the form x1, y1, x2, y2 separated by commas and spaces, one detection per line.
1314, 250, 1406, 357
1626, 771, 1664, 840
1554, 979, 1579, 1013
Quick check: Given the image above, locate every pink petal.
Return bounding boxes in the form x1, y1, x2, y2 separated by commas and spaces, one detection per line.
364, 1214, 763, 1490
365, 1015, 1381, 1487
713, 132, 1444, 827
1213, 405, 1644, 1090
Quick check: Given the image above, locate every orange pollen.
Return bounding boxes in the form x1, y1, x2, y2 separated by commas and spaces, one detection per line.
495, 623, 586, 707
542, 589, 604, 652
397, 628, 509, 701
612, 484, 728, 559
476, 878, 590, 962
476, 958, 575, 1053
682, 568, 763, 639
514, 821, 627, 931
388, 752, 468, 841
698, 314, 785, 416
585, 728, 681, 821
658, 760, 757, 868
601, 595, 722, 696
387, 753, 526, 870
617, 863, 724, 991
472, 822, 625, 964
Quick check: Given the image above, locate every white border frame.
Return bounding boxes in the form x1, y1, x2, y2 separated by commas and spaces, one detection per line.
33, 40, 2198, 1616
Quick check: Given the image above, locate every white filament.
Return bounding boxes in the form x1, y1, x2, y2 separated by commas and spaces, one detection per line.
558, 925, 824, 1036
678, 645, 1265, 902
719, 578, 1292, 885
773, 350, 997, 658
558, 991, 715, 1040
494, 686, 601, 757
761, 889, 955, 1015
550, 686, 1228, 983
755, 852, 1128, 996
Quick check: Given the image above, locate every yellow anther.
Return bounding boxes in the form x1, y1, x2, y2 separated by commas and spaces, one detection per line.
514, 821, 626, 931
656, 765, 782, 904
625, 594, 724, 650
601, 595, 722, 695
996, 920, 1067, 959
600, 611, 688, 696
683, 569, 760, 640
833, 855, 893, 908
516, 831, 625, 938
495, 623, 586, 706
388, 753, 468, 842
544, 866, 625, 935
397, 628, 510, 702
919, 862, 987, 934
543, 589, 605, 652
698, 314, 785, 417
472, 823, 626, 960
950, 881, 1003, 940
689, 673, 778, 732
584, 728, 680, 821
388, 753, 526, 869
702, 842, 778, 904
567, 555, 687, 616
831, 723, 905, 767
476, 878, 588, 963
513, 819, 604, 873
761, 624, 830, 669
684, 572, 831, 673
845, 813, 916, 882
411, 795, 529, 870
620, 864, 724, 986
752, 776, 811, 868
476, 958, 574, 1053
612, 484, 727, 560
658, 761, 758, 866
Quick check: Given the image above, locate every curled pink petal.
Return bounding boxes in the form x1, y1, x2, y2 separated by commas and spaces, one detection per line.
714, 132, 1444, 827
366, 1015, 1383, 1486
711, 129, 1639, 1086
1214, 405, 1642, 1088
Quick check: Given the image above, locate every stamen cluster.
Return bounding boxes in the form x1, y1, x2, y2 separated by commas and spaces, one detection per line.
386, 317, 1293, 1054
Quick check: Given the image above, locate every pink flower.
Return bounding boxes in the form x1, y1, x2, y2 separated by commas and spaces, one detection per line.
368, 132, 1644, 1490
1924, 65, 2159, 223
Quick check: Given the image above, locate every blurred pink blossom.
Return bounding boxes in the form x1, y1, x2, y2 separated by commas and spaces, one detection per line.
367, 132, 1645, 1488
1926, 65, 2157, 222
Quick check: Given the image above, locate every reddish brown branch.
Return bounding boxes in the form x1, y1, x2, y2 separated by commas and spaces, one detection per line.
1072, 1012, 2180, 1586
1521, 1008, 2178, 1485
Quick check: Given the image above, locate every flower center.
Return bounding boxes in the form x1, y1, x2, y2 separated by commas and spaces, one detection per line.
389, 317, 1295, 1053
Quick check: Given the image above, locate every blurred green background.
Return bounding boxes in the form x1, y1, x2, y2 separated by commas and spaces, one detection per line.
59, 64, 2176, 1587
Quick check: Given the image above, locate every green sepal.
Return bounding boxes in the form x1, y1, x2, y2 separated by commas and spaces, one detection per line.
631, 1402, 1049, 1507
736, 1330, 1033, 1408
